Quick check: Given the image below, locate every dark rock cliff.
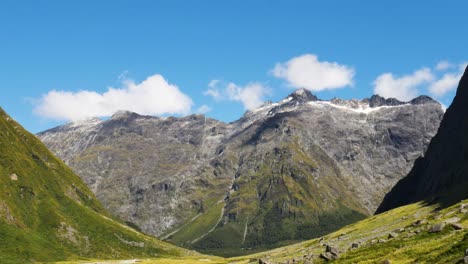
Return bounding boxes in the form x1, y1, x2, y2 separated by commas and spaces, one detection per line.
377, 66, 468, 214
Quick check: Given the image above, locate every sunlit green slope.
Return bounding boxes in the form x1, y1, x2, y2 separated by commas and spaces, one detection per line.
0, 108, 193, 264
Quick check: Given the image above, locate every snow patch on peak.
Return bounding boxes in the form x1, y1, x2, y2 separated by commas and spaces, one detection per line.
69, 117, 102, 128
310, 101, 410, 114
293, 88, 308, 95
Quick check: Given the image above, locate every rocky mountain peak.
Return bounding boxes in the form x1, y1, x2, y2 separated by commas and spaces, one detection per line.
287, 88, 318, 103
409, 95, 439, 105
110, 110, 141, 121
368, 95, 405, 107
368, 94, 439, 108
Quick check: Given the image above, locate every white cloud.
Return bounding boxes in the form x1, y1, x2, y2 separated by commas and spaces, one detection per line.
428, 63, 466, 97
196, 105, 211, 114
435, 61, 453, 71
203, 80, 223, 101
373, 68, 434, 101
429, 72, 463, 96
204, 80, 269, 110
272, 54, 355, 91
34, 74, 193, 121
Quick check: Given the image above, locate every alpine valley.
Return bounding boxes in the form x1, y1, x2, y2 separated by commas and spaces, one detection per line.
38, 89, 444, 255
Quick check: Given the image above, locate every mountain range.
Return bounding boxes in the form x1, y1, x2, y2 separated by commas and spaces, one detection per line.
37, 89, 444, 254
1, 66, 467, 263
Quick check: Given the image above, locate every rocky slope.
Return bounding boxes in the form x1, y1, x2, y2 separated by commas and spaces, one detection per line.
38, 89, 444, 253
377, 66, 468, 214
0, 108, 193, 264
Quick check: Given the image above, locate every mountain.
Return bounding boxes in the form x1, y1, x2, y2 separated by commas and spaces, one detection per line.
0, 108, 193, 263
377, 66, 468, 214
37, 90, 444, 254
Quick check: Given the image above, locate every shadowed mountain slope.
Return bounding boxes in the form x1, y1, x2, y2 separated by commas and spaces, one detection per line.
377, 66, 468, 214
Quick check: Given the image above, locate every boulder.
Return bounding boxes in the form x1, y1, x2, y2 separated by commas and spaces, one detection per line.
320, 252, 337, 261
412, 219, 427, 226
451, 223, 464, 230
444, 217, 460, 224
326, 245, 340, 255
429, 223, 445, 233
9, 173, 18, 181
259, 258, 273, 264
388, 232, 398, 239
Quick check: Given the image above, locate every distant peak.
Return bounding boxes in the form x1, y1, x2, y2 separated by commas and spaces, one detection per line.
369, 94, 439, 107
368, 95, 405, 107
110, 110, 140, 121
287, 88, 318, 102
409, 95, 438, 105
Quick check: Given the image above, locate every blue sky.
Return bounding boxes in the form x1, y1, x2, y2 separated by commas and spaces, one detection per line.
1, 0, 467, 133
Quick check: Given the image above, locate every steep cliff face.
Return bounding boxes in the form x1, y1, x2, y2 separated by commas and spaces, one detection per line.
0, 108, 190, 264
38, 90, 444, 252
377, 66, 468, 214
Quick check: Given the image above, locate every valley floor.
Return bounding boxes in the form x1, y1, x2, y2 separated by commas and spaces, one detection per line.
54, 200, 468, 264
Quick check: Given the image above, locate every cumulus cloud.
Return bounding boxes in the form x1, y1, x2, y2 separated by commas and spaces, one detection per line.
429, 72, 463, 96
435, 61, 453, 71
204, 80, 223, 101
429, 63, 466, 96
373, 68, 434, 101
204, 80, 269, 110
272, 54, 355, 91
373, 61, 467, 100
34, 74, 193, 121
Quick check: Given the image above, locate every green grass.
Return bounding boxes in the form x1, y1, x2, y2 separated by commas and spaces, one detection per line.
0, 108, 193, 263
230, 200, 468, 264
50, 198, 468, 263
166, 198, 225, 246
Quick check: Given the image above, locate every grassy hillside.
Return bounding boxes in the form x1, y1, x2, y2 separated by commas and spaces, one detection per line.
53, 200, 468, 263
230, 200, 468, 263
0, 108, 194, 263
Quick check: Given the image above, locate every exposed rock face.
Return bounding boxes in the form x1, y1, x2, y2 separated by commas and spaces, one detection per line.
38, 113, 230, 236
377, 66, 468, 214
38, 90, 443, 251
